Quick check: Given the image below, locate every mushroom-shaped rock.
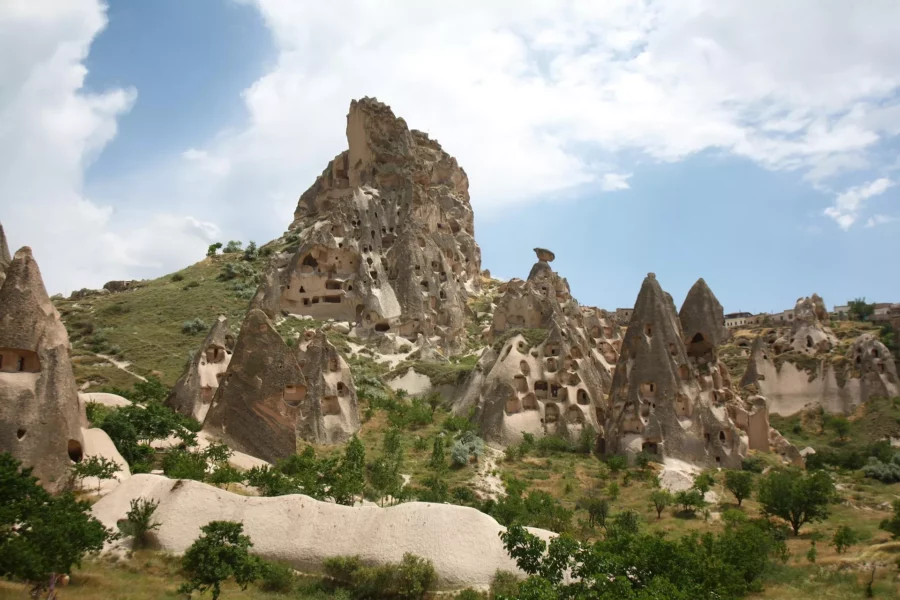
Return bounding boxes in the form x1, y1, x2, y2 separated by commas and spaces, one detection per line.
0, 247, 85, 491
167, 316, 235, 422
204, 309, 306, 463
533, 247, 555, 262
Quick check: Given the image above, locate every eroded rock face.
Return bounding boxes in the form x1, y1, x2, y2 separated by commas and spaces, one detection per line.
204, 309, 305, 463
848, 333, 900, 399
605, 275, 747, 468
789, 294, 837, 354
0, 223, 10, 287
461, 251, 621, 445
294, 330, 360, 444
253, 98, 481, 353
0, 248, 85, 491
167, 316, 235, 422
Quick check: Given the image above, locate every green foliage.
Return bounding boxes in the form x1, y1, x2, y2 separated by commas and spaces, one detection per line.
71, 455, 119, 492
179, 520, 262, 600
862, 454, 900, 482
692, 471, 717, 495
323, 553, 437, 599
674, 489, 705, 516
171, 272, 185, 282
741, 455, 765, 473
182, 317, 209, 335
634, 452, 653, 470
649, 490, 673, 519
117, 497, 160, 549
105, 375, 170, 404
455, 589, 485, 600
724, 470, 754, 506
388, 359, 478, 387
605, 455, 627, 473
831, 525, 858, 554
605, 481, 620, 501
258, 560, 296, 593
487, 477, 572, 533
217, 261, 257, 282
207, 464, 244, 488
609, 509, 641, 537
848, 297, 875, 321
827, 415, 851, 441
879, 500, 900, 539
451, 431, 485, 467
806, 541, 817, 564
242, 241, 258, 261
441, 411, 476, 435
222, 240, 243, 253
206, 242, 223, 257
576, 495, 610, 529
387, 397, 434, 430
333, 436, 367, 506
757, 468, 836, 535
490, 328, 549, 353
490, 570, 521, 599
162, 449, 207, 481
498, 516, 785, 600
429, 436, 447, 473
0, 453, 114, 594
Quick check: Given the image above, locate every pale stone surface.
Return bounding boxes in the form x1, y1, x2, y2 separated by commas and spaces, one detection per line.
167, 316, 235, 422
0, 248, 85, 491
80, 427, 130, 495
92, 474, 554, 591
0, 222, 10, 287
252, 98, 481, 353
79, 392, 131, 408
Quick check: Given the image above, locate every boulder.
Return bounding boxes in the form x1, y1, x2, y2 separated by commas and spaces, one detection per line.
167, 316, 235, 422
0, 247, 85, 491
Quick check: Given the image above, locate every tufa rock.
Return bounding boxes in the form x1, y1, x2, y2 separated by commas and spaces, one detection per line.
251, 98, 481, 353
0, 222, 10, 287
0, 247, 86, 491
294, 330, 361, 444
679, 278, 727, 350
166, 316, 236, 422
789, 294, 837, 354
204, 309, 306, 463
846, 333, 899, 401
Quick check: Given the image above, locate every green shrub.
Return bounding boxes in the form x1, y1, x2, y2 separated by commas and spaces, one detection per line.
455, 589, 484, 599
207, 242, 222, 257
222, 240, 243, 253
182, 318, 208, 335
831, 525, 858, 554
162, 449, 207, 481
674, 489, 705, 516
179, 521, 262, 600
880, 500, 900, 539
171, 272, 185, 282
117, 497, 160, 548
862, 455, 900, 482
606, 455, 627, 473
258, 560, 296, 593
742, 454, 765, 473
242, 241, 258, 261
490, 570, 520, 599
183, 281, 200, 290
451, 431, 484, 467
323, 553, 436, 599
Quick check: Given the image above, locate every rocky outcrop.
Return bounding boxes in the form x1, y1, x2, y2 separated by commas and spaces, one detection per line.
0, 222, 10, 287
740, 297, 897, 416
294, 330, 360, 444
204, 309, 305, 463
93, 475, 555, 591
102, 280, 139, 294
459, 249, 621, 446
167, 316, 235, 422
0, 247, 86, 491
252, 98, 481, 353
604, 275, 747, 468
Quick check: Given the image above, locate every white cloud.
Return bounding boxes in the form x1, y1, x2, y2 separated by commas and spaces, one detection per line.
600, 172, 633, 192
865, 214, 896, 228
824, 178, 894, 229
0, 0, 224, 293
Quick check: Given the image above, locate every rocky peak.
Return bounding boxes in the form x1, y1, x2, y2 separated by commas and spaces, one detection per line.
679, 277, 726, 352
789, 294, 836, 354
0, 247, 84, 491
257, 98, 481, 352
0, 222, 10, 287
167, 316, 235, 422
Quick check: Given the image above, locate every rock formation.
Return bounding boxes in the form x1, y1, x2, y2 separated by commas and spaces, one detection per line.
459, 249, 622, 445
93, 474, 556, 591
0, 222, 10, 287
294, 329, 360, 444
604, 275, 748, 468
252, 98, 481, 353
204, 310, 361, 462
740, 296, 898, 415
167, 316, 235, 422
0, 247, 86, 491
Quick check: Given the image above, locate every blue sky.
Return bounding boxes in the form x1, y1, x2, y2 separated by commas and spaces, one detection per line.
2, 1, 899, 314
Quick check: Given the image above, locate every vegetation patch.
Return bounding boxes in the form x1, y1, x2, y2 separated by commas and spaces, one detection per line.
387, 356, 478, 387
490, 327, 548, 353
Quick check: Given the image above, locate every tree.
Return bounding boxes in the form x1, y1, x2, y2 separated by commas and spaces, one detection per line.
831, 525, 858, 554
242, 241, 258, 262
605, 455, 627, 474
71, 455, 119, 493
179, 521, 262, 600
117, 498, 160, 549
428, 436, 446, 473
0, 453, 114, 596
879, 500, 900, 539
692, 471, 716, 496
650, 490, 673, 519
333, 435, 366, 505
425, 392, 442, 416
828, 416, 851, 442
848, 297, 875, 321
222, 240, 242, 254
757, 468, 835, 535
206, 242, 223, 257
674, 489, 705, 516
723, 470, 754, 506
576, 496, 610, 529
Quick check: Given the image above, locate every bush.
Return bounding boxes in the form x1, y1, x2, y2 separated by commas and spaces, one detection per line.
880, 500, 900, 539
258, 560, 296, 593
222, 240, 243, 253
117, 497, 160, 548
323, 553, 436, 599
674, 489, 705, 516
242, 241, 259, 261
742, 455, 766, 473
183, 281, 200, 290
182, 317, 209, 335
71, 455, 119, 493
831, 525, 858, 554
451, 431, 485, 466
455, 589, 485, 600
207, 242, 223, 257
179, 521, 262, 600
162, 449, 208, 481
862, 454, 900, 483
606, 455, 627, 473
724, 470, 754, 506
490, 570, 520, 598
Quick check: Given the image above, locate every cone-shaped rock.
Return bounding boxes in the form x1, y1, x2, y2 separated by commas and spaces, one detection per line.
0, 247, 85, 491
204, 309, 306, 463
679, 278, 726, 352
167, 316, 236, 422
605, 274, 746, 468
294, 330, 360, 444
253, 97, 481, 353
0, 223, 11, 287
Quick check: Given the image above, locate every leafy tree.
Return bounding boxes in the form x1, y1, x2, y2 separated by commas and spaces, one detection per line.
879, 500, 900, 539
162, 449, 208, 481
323, 553, 436, 599
831, 525, 858, 554
848, 297, 875, 321
692, 471, 717, 496
207, 242, 223, 257
207, 464, 244, 488
488, 477, 572, 533
576, 496, 610, 529
179, 521, 262, 600
605, 481, 620, 501
634, 452, 653, 471
71, 455, 119, 493
605, 455, 627, 474
425, 392, 442, 416
609, 509, 641, 537
0, 453, 114, 596
757, 468, 835, 535
428, 436, 446, 473
724, 470, 754, 506
242, 241, 258, 261
650, 490, 673, 519
117, 497, 160, 548
333, 435, 366, 506
828, 416, 851, 441
246, 466, 301, 497
222, 240, 243, 254
674, 489, 705, 516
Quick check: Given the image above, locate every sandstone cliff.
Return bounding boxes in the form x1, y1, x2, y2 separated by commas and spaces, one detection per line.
166, 316, 235, 422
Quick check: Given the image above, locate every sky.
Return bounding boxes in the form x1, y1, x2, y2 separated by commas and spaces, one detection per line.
1, 0, 899, 315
